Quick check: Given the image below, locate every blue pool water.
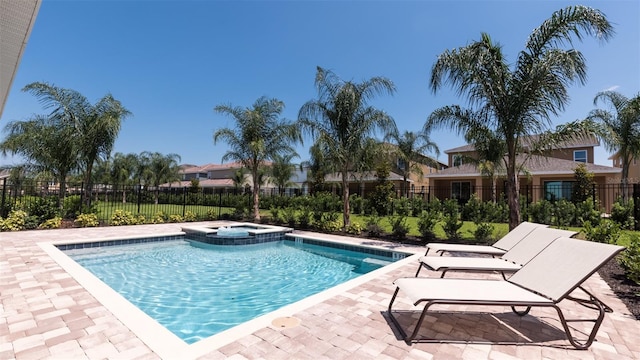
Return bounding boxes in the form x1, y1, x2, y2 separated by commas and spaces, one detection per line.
65, 238, 396, 344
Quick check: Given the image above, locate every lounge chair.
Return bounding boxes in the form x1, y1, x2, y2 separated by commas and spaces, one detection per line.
424, 221, 548, 257
415, 227, 578, 278
387, 237, 624, 349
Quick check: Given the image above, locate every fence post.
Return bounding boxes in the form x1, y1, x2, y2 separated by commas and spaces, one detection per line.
137, 184, 142, 214
183, 187, 187, 217
218, 190, 223, 219
1, 177, 7, 218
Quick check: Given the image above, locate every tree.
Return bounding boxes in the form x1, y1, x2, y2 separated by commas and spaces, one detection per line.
0, 114, 77, 207
270, 153, 299, 195
588, 91, 640, 201
231, 168, 247, 194
385, 130, 439, 197
109, 152, 140, 203
426, 5, 613, 230
214, 96, 301, 221
299, 66, 397, 230
143, 152, 181, 204
573, 163, 595, 204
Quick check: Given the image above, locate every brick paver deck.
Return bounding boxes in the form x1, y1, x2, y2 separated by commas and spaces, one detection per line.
1, 222, 639, 359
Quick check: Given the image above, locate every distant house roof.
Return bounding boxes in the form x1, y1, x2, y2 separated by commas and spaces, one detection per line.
444, 134, 600, 154
426, 154, 620, 178
324, 171, 407, 183
158, 179, 235, 188
179, 161, 275, 174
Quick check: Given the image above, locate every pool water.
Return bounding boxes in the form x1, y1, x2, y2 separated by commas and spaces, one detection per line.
65, 239, 395, 344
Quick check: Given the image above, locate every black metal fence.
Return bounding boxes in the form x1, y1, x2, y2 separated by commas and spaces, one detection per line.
1, 178, 639, 221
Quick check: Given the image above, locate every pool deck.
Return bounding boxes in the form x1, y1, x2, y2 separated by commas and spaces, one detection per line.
1, 221, 639, 359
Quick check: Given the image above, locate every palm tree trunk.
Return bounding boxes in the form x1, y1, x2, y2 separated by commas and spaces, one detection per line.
341, 171, 350, 230
506, 167, 520, 231
252, 170, 261, 221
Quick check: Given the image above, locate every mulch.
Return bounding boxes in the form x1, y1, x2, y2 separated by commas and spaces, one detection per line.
598, 259, 640, 320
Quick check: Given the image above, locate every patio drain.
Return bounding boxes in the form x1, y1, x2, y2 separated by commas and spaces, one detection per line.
272, 316, 300, 329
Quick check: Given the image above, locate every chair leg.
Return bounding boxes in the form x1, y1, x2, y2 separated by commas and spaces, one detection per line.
510, 306, 531, 316
414, 263, 424, 277
553, 300, 605, 350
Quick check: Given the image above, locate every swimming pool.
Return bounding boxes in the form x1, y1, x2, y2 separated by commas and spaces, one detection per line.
63, 236, 401, 344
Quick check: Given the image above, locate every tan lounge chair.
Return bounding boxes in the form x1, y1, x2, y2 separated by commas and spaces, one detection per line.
424, 221, 548, 257
387, 237, 624, 349
415, 227, 577, 278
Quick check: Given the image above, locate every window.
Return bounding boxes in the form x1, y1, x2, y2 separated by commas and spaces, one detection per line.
544, 181, 575, 201
453, 155, 463, 167
451, 181, 471, 203
397, 158, 407, 171
574, 150, 587, 163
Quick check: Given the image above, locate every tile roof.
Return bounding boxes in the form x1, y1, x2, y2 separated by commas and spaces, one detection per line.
444, 134, 600, 154
324, 171, 407, 183
426, 154, 620, 178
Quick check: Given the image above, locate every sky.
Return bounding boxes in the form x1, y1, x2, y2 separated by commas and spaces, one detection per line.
1, 0, 639, 168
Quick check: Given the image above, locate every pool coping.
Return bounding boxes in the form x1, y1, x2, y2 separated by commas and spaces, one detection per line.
39, 227, 419, 360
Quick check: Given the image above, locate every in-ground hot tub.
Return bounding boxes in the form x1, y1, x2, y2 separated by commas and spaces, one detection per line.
181, 223, 292, 245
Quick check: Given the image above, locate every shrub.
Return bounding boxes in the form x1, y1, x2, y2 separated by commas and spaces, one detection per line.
552, 199, 576, 228
168, 214, 183, 223
575, 198, 602, 227
74, 213, 99, 227
298, 207, 313, 229
319, 212, 341, 232
389, 215, 410, 240
349, 194, 365, 215
39, 216, 62, 229
473, 222, 494, 243
393, 197, 411, 216
365, 213, 384, 237
1, 210, 28, 231
283, 207, 298, 227
184, 211, 197, 222
619, 235, 640, 285
151, 211, 167, 224
205, 209, 218, 220
346, 222, 363, 235
441, 199, 462, 239
417, 209, 439, 241
26, 196, 59, 222
611, 198, 635, 230
529, 199, 553, 225
461, 194, 482, 222
110, 210, 138, 226
583, 220, 620, 244
62, 195, 84, 218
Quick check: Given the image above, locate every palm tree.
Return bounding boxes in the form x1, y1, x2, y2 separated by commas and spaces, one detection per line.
385, 130, 439, 197
0, 114, 77, 207
270, 153, 300, 195
299, 66, 397, 230
214, 96, 301, 221
426, 5, 613, 230
589, 91, 640, 200
109, 152, 139, 203
143, 152, 181, 204
231, 168, 247, 194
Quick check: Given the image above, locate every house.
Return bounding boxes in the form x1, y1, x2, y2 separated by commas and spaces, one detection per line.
322, 145, 447, 197
609, 152, 640, 184
426, 135, 622, 211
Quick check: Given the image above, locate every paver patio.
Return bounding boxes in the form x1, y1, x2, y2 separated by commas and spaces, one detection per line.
1, 222, 639, 359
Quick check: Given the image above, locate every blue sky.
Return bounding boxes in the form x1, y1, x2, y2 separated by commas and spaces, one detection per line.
1, 0, 638, 167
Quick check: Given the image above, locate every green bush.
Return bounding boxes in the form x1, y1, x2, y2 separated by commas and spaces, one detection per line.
1, 210, 28, 231
349, 194, 365, 215
39, 217, 62, 229
393, 197, 411, 216
319, 212, 341, 232
583, 220, 620, 244
473, 222, 494, 243
417, 209, 439, 241
151, 211, 167, 224
552, 199, 576, 228
205, 209, 218, 220
461, 194, 482, 222
575, 198, 602, 226
184, 211, 197, 222
169, 214, 183, 223
298, 207, 313, 229
619, 235, 640, 285
110, 209, 139, 226
269, 207, 282, 224
389, 215, 410, 240
346, 222, 363, 235
283, 207, 298, 227
441, 199, 462, 239
529, 199, 553, 225
26, 196, 60, 222
365, 213, 384, 237
611, 198, 635, 230
75, 213, 99, 227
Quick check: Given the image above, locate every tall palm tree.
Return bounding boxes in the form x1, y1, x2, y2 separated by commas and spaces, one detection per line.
0, 114, 77, 207
142, 152, 181, 204
109, 152, 139, 203
299, 66, 397, 230
385, 130, 439, 197
214, 96, 301, 221
270, 153, 300, 195
426, 5, 613, 230
589, 91, 640, 200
